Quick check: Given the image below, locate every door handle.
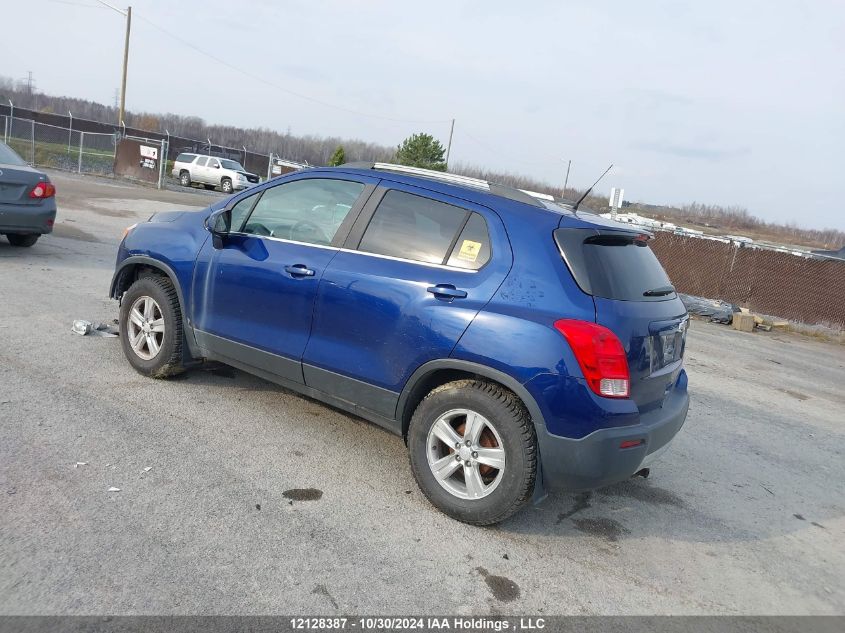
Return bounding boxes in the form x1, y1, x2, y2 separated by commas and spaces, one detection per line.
427, 284, 467, 299
284, 264, 315, 277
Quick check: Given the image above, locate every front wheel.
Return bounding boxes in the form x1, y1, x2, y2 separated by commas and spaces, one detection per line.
119, 276, 186, 378
408, 380, 537, 525
221, 177, 233, 194
6, 233, 39, 247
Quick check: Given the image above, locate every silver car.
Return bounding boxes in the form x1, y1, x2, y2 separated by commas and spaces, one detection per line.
171, 152, 259, 194
0, 142, 57, 247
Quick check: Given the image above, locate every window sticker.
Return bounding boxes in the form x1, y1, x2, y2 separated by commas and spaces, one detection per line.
457, 239, 483, 262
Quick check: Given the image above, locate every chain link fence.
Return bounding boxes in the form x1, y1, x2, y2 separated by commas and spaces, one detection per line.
650, 232, 845, 329
1, 108, 293, 186
3, 115, 117, 176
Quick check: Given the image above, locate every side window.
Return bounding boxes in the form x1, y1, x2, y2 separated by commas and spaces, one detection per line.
358, 191, 469, 265
195, 157, 208, 167
208, 158, 220, 169
446, 212, 491, 269
229, 193, 259, 233
242, 178, 365, 246
175, 153, 194, 163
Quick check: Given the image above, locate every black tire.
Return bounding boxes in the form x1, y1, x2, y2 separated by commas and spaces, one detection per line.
6, 233, 39, 247
408, 379, 537, 526
119, 276, 186, 378
179, 170, 191, 187
221, 177, 233, 194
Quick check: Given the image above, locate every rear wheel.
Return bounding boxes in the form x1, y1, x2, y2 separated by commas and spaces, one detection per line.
6, 233, 39, 247
221, 177, 233, 194
179, 170, 191, 187
119, 276, 185, 378
408, 379, 536, 525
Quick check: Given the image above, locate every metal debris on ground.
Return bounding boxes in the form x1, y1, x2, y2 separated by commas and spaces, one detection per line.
74, 462, 88, 468
142, 467, 152, 473
679, 294, 740, 324
71, 320, 119, 337
107, 487, 121, 492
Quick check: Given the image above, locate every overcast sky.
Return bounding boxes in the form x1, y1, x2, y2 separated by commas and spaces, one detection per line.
3, 0, 844, 229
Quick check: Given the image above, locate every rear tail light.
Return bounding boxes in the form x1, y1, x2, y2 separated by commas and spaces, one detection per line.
29, 182, 56, 199
553, 319, 631, 398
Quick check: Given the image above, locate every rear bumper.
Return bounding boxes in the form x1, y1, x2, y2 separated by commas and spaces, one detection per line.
0, 200, 57, 234
537, 371, 689, 491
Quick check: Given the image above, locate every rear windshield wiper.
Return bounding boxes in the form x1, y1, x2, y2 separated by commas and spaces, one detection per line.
643, 285, 675, 297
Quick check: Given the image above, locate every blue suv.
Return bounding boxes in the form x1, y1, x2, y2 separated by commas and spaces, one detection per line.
111, 163, 689, 525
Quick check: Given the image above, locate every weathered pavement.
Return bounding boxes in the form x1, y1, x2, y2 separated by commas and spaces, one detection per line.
1, 171, 843, 614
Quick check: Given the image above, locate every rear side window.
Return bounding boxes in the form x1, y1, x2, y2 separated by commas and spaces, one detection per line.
446, 213, 491, 269
195, 157, 208, 167
175, 153, 195, 163
359, 190, 489, 267
554, 229, 673, 301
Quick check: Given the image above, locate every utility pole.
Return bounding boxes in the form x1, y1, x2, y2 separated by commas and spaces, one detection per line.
445, 118, 455, 168
96, 2, 131, 127
563, 159, 571, 197
119, 6, 132, 127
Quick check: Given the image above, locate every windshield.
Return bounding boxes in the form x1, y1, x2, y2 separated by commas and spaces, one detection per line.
0, 142, 27, 166
220, 159, 245, 171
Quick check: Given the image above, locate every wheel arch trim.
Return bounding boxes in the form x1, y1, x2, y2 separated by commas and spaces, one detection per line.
396, 360, 548, 439
397, 359, 550, 502
110, 255, 201, 359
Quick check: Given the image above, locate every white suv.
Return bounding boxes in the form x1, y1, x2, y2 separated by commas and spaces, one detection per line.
172, 153, 259, 194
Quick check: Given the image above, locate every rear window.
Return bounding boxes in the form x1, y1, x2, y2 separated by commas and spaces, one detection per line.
554, 229, 673, 301
175, 153, 196, 163
0, 142, 26, 166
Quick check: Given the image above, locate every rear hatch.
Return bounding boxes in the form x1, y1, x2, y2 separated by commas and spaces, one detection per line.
555, 224, 688, 412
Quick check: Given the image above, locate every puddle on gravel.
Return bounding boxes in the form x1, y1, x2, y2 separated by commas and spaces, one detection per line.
475, 567, 520, 602
283, 488, 323, 501
572, 517, 630, 542
597, 481, 685, 507
557, 492, 592, 524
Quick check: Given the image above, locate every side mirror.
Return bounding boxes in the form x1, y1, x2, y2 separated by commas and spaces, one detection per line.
207, 208, 231, 249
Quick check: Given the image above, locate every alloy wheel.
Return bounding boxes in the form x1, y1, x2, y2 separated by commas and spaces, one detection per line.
426, 408, 506, 500
126, 295, 165, 361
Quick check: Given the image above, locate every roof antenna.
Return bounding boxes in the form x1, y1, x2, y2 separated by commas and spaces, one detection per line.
572, 164, 613, 211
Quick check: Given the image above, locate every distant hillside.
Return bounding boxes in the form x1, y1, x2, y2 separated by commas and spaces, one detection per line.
1, 77, 842, 250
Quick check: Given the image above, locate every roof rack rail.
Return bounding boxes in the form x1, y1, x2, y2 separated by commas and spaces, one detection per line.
518, 188, 555, 201
340, 161, 550, 208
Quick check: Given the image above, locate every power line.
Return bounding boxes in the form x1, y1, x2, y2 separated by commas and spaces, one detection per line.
133, 12, 451, 126
45, 0, 109, 9
459, 129, 560, 168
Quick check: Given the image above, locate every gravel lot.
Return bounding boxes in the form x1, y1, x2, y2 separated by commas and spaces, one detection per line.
1, 171, 843, 615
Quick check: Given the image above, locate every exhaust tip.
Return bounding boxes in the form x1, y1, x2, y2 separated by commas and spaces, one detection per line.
633, 468, 650, 479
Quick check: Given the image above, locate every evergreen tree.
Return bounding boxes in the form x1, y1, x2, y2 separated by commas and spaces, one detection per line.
394, 133, 447, 171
